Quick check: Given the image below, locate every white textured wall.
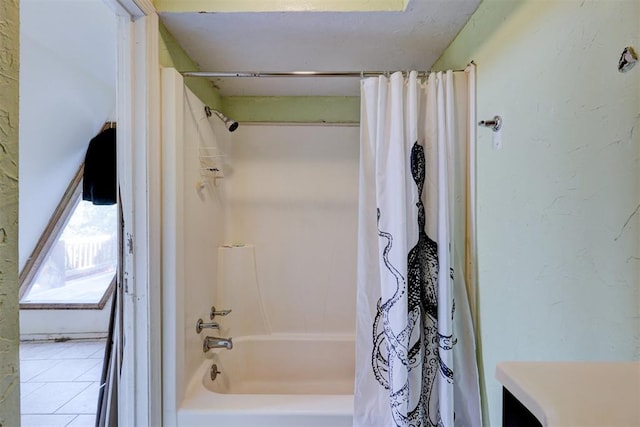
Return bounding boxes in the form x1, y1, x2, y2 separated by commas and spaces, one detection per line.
19, 0, 116, 269
18, 0, 116, 337
19, 297, 112, 338
433, 0, 640, 424
224, 124, 359, 335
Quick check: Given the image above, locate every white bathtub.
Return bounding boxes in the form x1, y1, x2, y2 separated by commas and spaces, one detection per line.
178, 334, 355, 427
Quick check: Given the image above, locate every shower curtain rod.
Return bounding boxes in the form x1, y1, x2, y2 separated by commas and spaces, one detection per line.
181, 69, 466, 78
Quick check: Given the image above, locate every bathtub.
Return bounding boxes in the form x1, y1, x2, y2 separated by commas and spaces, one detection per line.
178, 334, 355, 427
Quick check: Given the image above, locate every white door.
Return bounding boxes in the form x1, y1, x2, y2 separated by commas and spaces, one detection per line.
105, 0, 161, 425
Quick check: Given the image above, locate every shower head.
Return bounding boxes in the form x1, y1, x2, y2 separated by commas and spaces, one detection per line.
204, 106, 239, 132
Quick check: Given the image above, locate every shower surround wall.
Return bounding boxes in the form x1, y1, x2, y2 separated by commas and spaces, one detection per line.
162, 69, 229, 420
222, 124, 359, 335
161, 68, 359, 423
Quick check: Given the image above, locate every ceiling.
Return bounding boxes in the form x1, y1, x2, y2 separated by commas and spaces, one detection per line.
159, 0, 481, 96
21, 0, 116, 89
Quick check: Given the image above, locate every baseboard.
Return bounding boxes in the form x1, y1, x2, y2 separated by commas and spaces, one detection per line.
20, 332, 108, 342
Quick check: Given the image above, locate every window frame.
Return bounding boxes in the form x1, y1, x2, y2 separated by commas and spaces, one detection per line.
18, 163, 116, 310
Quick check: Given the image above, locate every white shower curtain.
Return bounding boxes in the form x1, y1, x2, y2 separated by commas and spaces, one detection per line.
354, 68, 481, 427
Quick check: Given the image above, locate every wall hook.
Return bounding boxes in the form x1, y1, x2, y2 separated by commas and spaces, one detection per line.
478, 115, 502, 132
618, 46, 638, 73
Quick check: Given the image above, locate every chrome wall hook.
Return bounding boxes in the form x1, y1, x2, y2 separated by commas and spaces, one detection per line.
478, 115, 502, 132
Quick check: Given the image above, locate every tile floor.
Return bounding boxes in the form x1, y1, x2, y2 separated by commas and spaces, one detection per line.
20, 339, 106, 427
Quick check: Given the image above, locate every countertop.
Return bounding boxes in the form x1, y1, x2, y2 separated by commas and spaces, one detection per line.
496, 361, 640, 427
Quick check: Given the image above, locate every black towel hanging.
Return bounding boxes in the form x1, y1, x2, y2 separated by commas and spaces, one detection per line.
83, 126, 117, 205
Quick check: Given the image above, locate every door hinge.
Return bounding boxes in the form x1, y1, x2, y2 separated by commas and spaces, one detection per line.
127, 233, 134, 254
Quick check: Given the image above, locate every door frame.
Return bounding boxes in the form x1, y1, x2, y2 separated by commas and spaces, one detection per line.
101, 0, 161, 425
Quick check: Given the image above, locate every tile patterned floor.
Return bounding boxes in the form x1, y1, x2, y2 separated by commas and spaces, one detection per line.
20, 340, 106, 427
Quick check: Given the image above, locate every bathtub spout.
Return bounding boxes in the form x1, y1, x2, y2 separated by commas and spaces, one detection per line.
203, 336, 233, 352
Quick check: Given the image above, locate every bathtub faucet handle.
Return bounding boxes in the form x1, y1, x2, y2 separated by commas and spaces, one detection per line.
210, 306, 232, 320
196, 318, 220, 334
210, 363, 222, 381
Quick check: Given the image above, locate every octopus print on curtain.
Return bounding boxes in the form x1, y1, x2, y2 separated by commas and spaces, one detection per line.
354, 68, 482, 427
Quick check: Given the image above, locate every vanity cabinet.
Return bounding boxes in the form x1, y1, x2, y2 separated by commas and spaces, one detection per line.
502, 387, 542, 427
496, 362, 640, 427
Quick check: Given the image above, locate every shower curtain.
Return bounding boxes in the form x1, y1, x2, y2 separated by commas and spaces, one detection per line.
354, 67, 481, 427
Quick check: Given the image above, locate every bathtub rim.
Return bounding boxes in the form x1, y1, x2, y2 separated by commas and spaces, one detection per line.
179, 333, 355, 416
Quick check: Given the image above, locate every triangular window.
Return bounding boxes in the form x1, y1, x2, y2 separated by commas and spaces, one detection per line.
19, 165, 116, 309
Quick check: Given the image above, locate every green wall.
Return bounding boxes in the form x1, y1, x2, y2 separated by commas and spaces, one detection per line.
159, 23, 222, 110
434, 0, 640, 425
0, 1, 20, 425
221, 96, 359, 123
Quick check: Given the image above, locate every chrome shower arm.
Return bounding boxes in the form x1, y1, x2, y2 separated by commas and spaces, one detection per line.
204, 106, 239, 132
